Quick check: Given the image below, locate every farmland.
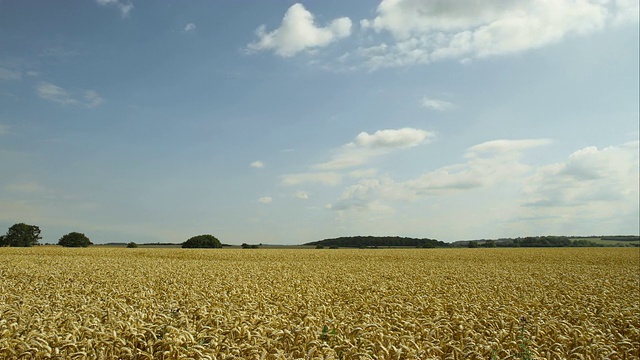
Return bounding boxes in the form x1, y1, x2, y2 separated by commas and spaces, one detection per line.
0, 247, 638, 359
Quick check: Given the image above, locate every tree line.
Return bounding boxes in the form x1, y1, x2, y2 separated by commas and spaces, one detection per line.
0, 223, 91, 247
307, 235, 622, 248
3, 222, 632, 249
465, 236, 608, 248
305, 236, 450, 248
0, 223, 224, 249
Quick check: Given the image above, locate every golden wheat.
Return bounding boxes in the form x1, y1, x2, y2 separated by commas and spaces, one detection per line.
0, 247, 638, 359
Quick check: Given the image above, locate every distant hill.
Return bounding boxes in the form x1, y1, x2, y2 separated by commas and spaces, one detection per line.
600, 235, 640, 242
304, 236, 450, 248
453, 235, 639, 248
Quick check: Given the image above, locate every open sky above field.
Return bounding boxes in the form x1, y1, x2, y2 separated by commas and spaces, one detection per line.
0, 1, 638, 244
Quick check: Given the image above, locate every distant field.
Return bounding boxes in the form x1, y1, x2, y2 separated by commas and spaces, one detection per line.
571, 237, 640, 247
0, 248, 638, 359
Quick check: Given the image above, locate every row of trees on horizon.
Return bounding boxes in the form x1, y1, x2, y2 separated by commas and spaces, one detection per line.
306, 235, 638, 248
1, 223, 637, 249
0, 223, 91, 248
0, 222, 225, 249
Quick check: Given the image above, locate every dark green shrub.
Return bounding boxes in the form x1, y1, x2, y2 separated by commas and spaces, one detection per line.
58, 232, 92, 247
182, 234, 222, 248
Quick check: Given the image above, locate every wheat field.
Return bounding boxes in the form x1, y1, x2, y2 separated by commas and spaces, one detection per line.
0, 247, 638, 359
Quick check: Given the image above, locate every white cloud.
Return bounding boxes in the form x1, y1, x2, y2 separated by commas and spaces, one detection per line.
421, 96, 454, 111
366, 0, 521, 38
407, 139, 551, 191
330, 178, 397, 214
280, 128, 433, 189
314, 128, 435, 170
37, 82, 78, 106
281, 172, 342, 186
323, 139, 638, 238
312, 149, 372, 170
327, 138, 552, 214
258, 196, 273, 204
84, 90, 105, 108
248, 3, 352, 57
504, 141, 640, 236
36, 82, 104, 108
356, 0, 637, 69
184, 23, 196, 32
0, 67, 21, 81
250, 161, 265, 168
522, 141, 639, 207
467, 138, 553, 156
0, 124, 7, 136
295, 191, 310, 200
96, 0, 133, 17
612, 0, 640, 25
354, 128, 432, 148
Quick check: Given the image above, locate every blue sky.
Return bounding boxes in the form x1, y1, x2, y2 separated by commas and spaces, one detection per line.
0, 0, 638, 244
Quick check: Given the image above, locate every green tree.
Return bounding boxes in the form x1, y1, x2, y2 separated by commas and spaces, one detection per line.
182, 234, 222, 248
482, 240, 497, 248
468, 241, 478, 248
126, 242, 138, 248
58, 232, 92, 247
2, 223, 41, 247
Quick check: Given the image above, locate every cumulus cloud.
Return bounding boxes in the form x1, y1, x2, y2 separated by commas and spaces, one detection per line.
184, 23, 196, 32
330, 178, 398, 214
36, 82, 104, 108
326, 138, 553, 214
421, 96, 454, 111
314, 128, 435, 170
258, 196, 273, 204
354, 128, 431, 148
612, 0, 640, 25
280, 128, 433, 187
406, 139, 551, 191
523, 141, 639, 207
324, 138, 638, 239
364, 0, 515, 37
356, 0, 637, 69
96, 0, 133, 17
248, 3, 352, 57
250, 161, 265, 168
